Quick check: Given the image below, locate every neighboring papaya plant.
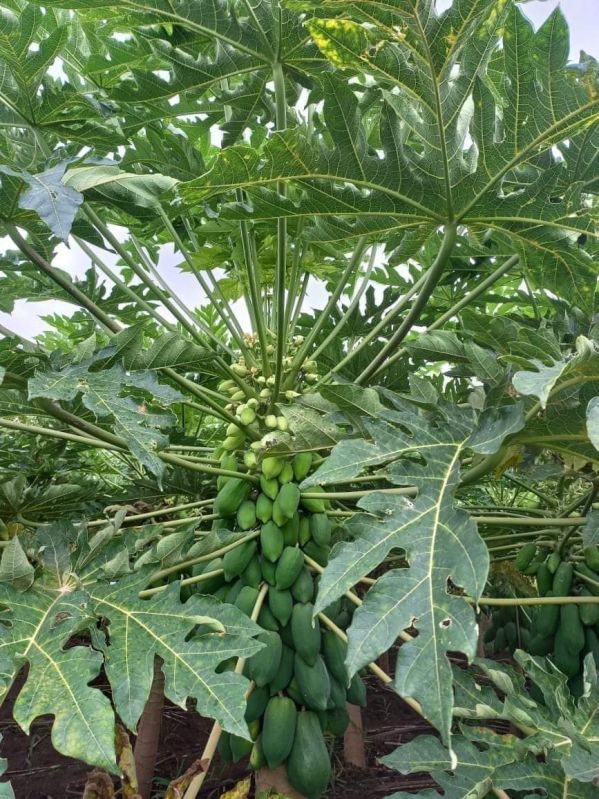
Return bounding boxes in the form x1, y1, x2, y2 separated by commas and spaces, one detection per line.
0, 1, 598, 798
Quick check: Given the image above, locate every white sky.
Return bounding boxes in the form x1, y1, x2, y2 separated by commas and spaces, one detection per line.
1, 0, 597, 340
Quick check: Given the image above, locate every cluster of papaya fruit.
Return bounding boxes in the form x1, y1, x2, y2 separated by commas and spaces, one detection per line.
483, 604, 532, 656
506, 542, 599, 694
192, 447, 365, 797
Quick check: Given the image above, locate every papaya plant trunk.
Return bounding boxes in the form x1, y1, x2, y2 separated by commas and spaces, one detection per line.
344, 704, 366, 768
255, 765, 307, 799
133, 657, 165, 799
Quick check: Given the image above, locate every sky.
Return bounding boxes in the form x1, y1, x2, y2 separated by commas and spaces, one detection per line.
1, 0, 598, 340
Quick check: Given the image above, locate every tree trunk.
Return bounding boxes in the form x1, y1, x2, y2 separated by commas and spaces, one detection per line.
343, 703, 366, 768
134, 656, 165, 799
255, 766, 306, 798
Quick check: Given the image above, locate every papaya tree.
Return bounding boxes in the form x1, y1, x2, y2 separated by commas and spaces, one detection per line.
0, 0, 598, 797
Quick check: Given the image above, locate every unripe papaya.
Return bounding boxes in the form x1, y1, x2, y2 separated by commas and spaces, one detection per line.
262, 697, 297, 769
269, 643, 294, 693
256, 493, 273, 523
278, 463, 294, 484
323, 634, 349, 685
225, 579, 244, 604
191, 557, 225, 595
217, 455, 239, 489
584, 546, 599, 572
260, 475, 279, 500
223, 540, 257, 581
258, 604, 280, 632
326, 706, 350, 737
553, 561, 574, 596
516, 542, 537, 573
559, 605, 585, 652
214, 477, 252, 518
292, 568, 315, 603
245, 685, 270, 723
240, 406, 256, 426
261, 521, 284, 563
249, 735, 265, 770
293, 452, 313, 482
579, 589, 599, 626
286, 676, 303, 706
261, 557, 277, 585
262, 456, 284, 480
273, 483, 300, 524
328, 676, 347, 710
505, 621, 517, 649
303, 540, 330, 567
310, 514, 332, 547
235, 585, 260, 617
547, 551, 562, 574
301, 487, 327, 514
291, 602, 321, 666
585, 627, 599, 667
248, 631, 283, 687
577, 564, 599, 595
275, 547, 304, 589
287, 711, 331, 799
294, 653, 330, 711
528, 633, 554, 656
298, 515, 311, 545
536, 562, 552, 596
553, 638, 580, 678
281, 513, 300, 547
230, 734, 253, 762
346, 673, 367, 707
269, 586, 294, 627
535, 592, 560, 638
237, 500, 257, 531
241, 555, 262, 588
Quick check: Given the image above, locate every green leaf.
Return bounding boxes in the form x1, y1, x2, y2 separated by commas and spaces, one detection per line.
305, 404, 488, 745
62, 164, 177, 210
0, 536, 34, 591
468, 404, 525, 455
320, 385, 383, 418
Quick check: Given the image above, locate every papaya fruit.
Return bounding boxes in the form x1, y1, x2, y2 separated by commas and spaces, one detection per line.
262, 696, 298, 769
278, 463, 294, 484
256, 493, 273, 523
584, 546, 599, 572
281, 513, 300, 547
260, 475, 279, 500
505, 621, 517, 649
310, 514, 332, 547
326, 706, 350, 737
553, 637, 580, 677
237, 499, 257, 531
547, 551, 562, 574
346, 673, 367, 707
301, 486, 327, 513
214, 477, 251, 517
262, 456, 284, 480
293, 452, 313, 482
576, 564, 599, 595
287, 711, 331, 799
294, 653, 330, 711
225, 579, 244, 605
528, 633, 554, 656
235, 585, 260, 617
515, 542, 537, 573
241, 555, 262, 588
579, 589, 599, 626
249, 734, 265, 770
291, 602, 321, 666
286, 676, 303, 706
328, 676, 347, 710
323, 632, 349, 686
258, 604, 279, 632
248, 631, 283, 687
230, 734, 253, 763
223, 540, 257, 581
269, 643, 295, 693
291, 568, 314, 603
559, 605, 585, 652
553, 561, 574, 595
585, 627, 599, 667
191, 557, 225, 594
217, 731, 233, 763
298, 515, 311, 546
261, 557, 277, 585
245, 685, 270, 723
303, 540, 330, 567
535, 593, 560, 638
273, 483, 301, 525
536, 562, 552, 596
217, 454, 239, 489
275, 547, 304, 589
279, 622, 294, 648
261, 521, 284, 563
269, 586, 294, 627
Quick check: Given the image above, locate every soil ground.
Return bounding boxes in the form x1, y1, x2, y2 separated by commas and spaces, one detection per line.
0, 669, 437, 799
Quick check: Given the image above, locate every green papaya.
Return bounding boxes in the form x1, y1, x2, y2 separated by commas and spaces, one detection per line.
515, 542, 537, 573
256, 493, 273, 524
245, 685, 270, 723
553, 561, 574, 596
261, 521, 284, 563
585, 627, 599, 667
301, 486, 327, 514
269, 643, 295, 693
536, 562, 553, 596
323, 633, 349, 686
346, 673, 367, 707
275, 547, 304, 589
269, 586, 294, 627
577, 564, 599, 595
214, 477, 251, 517
326, 706, 350, 737
281, 513, 300, 547
295, 653, 330, 711
248, 631, 283, 687
303, 540, 330, 567
291, 568, 314, 603
505, 621, 517, 649
278, 463, 294, 484
249, 734, 265, 770
279, 622, 294, 648
328, 676, 347, 710
241, 555, 262, 588
261, 557, 277, 585
225, 579, 244, 605
235, 585, 260, 617
217, 455, 239, 489
291, 602, 321, 666
260, 475, 279, 500
547, 551, 562, 574
535, 593, 560, 638
553, 637, 580, 677
258, 604, 280, 632
237, 499, 257, 531
274, 483, 301, 524
286, 676, 303, 706
191, 557, 225, 595
528, 633, 554, 656
559, 605, 585, 652
310, 514, 332, 547
223, 540, 258, 581
262, 696, 297, 769
230, 734, 253, 762
293, 452, 313, 482
584, 546, 599, 572
579, 589, 599, 626
298, 515, 310, 544
262, 456, 284, 480
287, 711, 331, 799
